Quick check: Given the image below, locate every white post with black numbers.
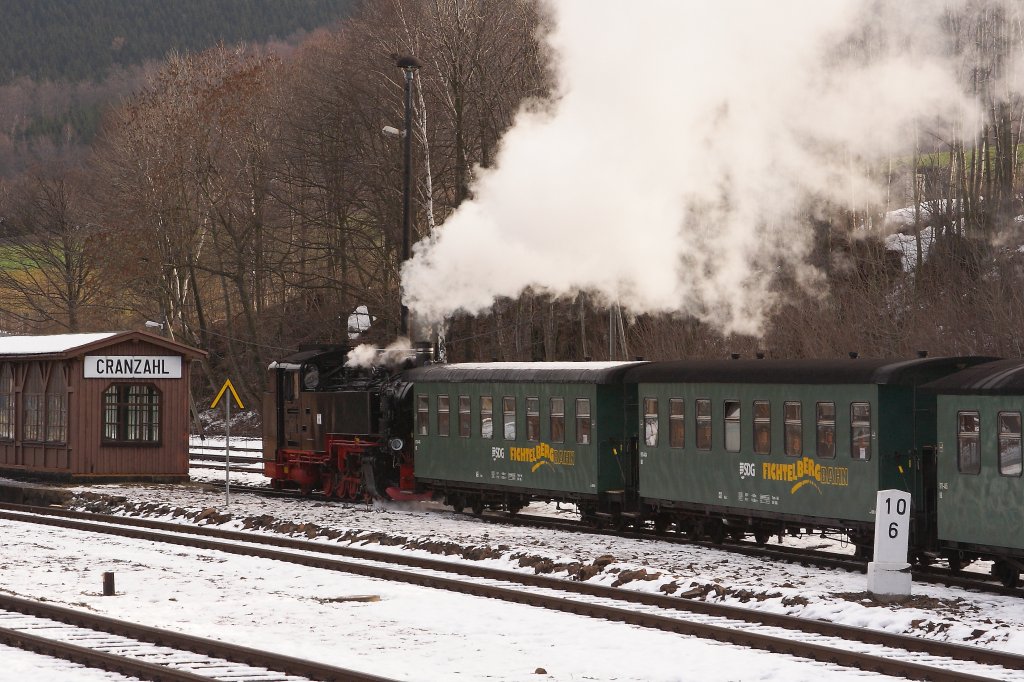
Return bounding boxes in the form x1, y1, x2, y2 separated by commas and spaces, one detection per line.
867, 489, 912, 598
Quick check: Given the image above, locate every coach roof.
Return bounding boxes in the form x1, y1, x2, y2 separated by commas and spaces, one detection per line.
921, 358, 1024, 395
623, 357, 994, 385
404, 361, 646, 384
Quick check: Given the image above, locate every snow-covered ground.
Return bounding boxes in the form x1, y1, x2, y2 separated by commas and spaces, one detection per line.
1, 439, 1023, 680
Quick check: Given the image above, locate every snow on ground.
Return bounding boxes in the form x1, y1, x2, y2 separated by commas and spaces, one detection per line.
1, 438, 1023, 680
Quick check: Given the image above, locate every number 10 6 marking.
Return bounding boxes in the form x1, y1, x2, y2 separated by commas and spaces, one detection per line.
885, 496, 907, 539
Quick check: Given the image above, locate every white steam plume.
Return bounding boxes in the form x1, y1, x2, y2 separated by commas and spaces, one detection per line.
345, 337, 414, 369
402, 0, 990, 335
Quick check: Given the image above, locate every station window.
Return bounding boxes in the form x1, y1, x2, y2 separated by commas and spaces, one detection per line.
998, 411, 1022, 477
784, 402, 802, 457
724, 400, 741, 452
753, 400, 771, 455
669, 398, 684, 448
550, 398, 565, 443
458, 396, 471, 438
696, 399, 712, 450
576, 398, 591, 445
526, 398, 540, 442
816, 402, 836, 459
957, 411, 980, 474
102, 384, 161, 443
417, 395, 429, 436
22, 363, 44, 442
480, 396, 493, 439
45, 366, 68, 443
0, 363, 13, 440
643, 398, 659, 447
437, 395, 450, 437
850, 402, 871, 460
503, 397, 516, 440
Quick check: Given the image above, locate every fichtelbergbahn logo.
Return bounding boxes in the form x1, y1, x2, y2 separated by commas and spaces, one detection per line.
510, 442, 577, 472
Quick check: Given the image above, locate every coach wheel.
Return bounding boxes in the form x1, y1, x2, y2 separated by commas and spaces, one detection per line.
708, 520, 726, 545
684, 523, 701, 541
653, 514, 670, 536
754, 529, 771, 546
471, 499, 485, 516
449, 495, 465, 514
945, 551, 965, 575
728, 528, 745, 542
994, 561, 1020, 589
506, 501, 523, 516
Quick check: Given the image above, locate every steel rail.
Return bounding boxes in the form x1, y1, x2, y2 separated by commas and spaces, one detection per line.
2, 503, 1021, 681
0, 593, 398, 682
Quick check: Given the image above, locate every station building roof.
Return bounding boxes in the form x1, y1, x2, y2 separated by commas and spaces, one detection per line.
0, 331, 205, 360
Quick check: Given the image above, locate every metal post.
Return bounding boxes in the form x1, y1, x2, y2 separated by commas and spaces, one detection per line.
396, 55, 422, 340
225, 398, 231, 506
103, 571, 115, 596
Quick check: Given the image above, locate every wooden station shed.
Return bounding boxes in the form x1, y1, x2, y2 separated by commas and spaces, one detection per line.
0, 331, 205, 482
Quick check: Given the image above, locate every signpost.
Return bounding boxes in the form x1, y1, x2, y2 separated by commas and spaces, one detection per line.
210, 379, 245, 506
868, 489, 912, 599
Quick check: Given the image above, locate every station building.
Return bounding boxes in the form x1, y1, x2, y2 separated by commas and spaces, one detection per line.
0, 331, 205, 482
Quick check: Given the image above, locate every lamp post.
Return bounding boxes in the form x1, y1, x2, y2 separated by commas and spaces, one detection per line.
394, 55, 422, 340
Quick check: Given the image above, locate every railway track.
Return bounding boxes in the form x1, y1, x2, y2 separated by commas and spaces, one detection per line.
193, 476, 1023, 597
3, 502, 1024, 681
0, 593, 395, 682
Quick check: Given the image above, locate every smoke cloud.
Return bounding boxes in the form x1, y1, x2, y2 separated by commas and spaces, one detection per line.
402, 1, 994, 335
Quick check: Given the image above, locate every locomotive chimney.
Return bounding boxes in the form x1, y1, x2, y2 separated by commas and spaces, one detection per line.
414, 341, 435, 366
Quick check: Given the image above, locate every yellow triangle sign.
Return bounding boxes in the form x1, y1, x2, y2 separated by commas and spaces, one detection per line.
211, 378, 244, 410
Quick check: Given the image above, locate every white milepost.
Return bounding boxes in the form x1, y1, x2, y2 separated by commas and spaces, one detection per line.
867, 489, 912, 599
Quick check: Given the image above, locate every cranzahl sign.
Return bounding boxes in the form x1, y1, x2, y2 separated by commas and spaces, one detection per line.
84, 355, 182, 379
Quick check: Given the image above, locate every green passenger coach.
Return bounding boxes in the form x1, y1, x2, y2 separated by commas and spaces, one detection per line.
924, 359, 1024, 587
404, 362, 643, 519
622, 357, 987, 553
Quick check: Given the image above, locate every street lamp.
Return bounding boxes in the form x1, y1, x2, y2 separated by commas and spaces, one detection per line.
394, 54, 422, 340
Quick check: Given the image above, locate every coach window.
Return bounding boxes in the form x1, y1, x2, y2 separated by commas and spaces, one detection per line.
816, 402, 836, 459
784, 402, 802, 456
0, 363, 13, 440
102, 384, 161, 444
576, 398, 591, 445
669, 398, 685, 448
480, 396, 493, 439
998, 411, 1022, 477
958, 411, 980, 474
45, 365, 68, 443
724, 400, 741, 452
753, 400, 771, 455
850, 402, 871, 460
550, 398, 565, 443
696, 399, 712, 450
526, 398, 540, 442
503, 397, 517, 440
458, 396, 471, 437
643, 398, 659, 447
437, 395, 450, 436
417, 395, 429, 436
